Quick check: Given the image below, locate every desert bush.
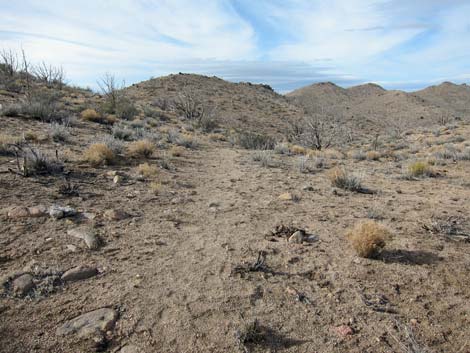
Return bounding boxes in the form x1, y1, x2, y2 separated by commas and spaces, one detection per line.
274, 142, 290, 155
1, 103, 22, 117
136, 162, 158, 178
433, 145, 459, 160
127, 139, 155, 158
237, 131, 275, 150
112, 123, 134, 141
297, 155, 313, 173
81, 109, 102, 122
9, 145, 64, 176
405, 161, 434, 178
99, 135, 126, 155
149, 181, 162, 195
290, 145, 308, 155
33, 62, 66, 89
115, 98, 138, 120
346, 220, 391, 258
456, 147, 470, 161
49, 122, 69, 142
83, 143, 115, 166
252, 150, 275, 168
329, 168, 362, 191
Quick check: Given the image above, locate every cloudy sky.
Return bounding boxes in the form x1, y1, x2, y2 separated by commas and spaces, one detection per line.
1, 0, 470, 92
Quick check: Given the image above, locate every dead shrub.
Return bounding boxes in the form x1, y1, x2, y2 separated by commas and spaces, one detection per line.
346, 220, 392, 258
83, 143, 115, 166
127, 139, 155, 158
80, 109, 102, 123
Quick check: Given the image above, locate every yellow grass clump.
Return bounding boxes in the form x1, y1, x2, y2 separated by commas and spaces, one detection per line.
149, 181, 162, 195
346, 220, 392, 258
169, 146, 184, 157
80, 109, 102, 122
290, 145, 307, 155
366, 150, 381, 161
83, 143, 115, 166
407, 161, 434, 178
127, 139, 155, 158
136, 162, 158, 178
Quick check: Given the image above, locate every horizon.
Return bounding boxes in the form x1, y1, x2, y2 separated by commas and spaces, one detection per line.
2, 1, 470, 93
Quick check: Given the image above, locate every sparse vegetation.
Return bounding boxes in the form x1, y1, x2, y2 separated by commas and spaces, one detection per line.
329, 167, 363, 191
83, 143, 115, 166
49, 122, 69, 142
136, 162, 158, 178
127, 139, 155, 158
405, 161, 434, 178
346, 220, 391, 258
236, 131, 275, 150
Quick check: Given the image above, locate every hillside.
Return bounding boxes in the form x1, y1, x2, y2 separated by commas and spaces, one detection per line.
287, 81, 469, 134
1, 69, 470, 353
125, 73, 303, 136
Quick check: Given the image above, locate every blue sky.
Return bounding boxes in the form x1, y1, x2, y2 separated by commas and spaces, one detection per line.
1, 0, 470, 92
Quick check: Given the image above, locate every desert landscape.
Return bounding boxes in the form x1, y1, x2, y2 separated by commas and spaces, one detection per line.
1, 50, 470, 353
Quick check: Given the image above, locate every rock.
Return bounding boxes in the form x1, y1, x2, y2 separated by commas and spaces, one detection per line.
113, 175, 122, 184
61, 266, 98, 282
56, 308, 118, 338
278, 192, 293, 201
103, 209, 130, 221
12, 274, 35, 296
120, 344, 143, 353
288, 230, 304, 244
333, 325, 354, 337
7, 206, 30, 219
82, 212, 96, 220
106, 170, 118, 177
67, 228, 101, 250
302, 185, 314, 191
49, 205, 76, 220
66, 244, 78, 252
28, 205, 48, 217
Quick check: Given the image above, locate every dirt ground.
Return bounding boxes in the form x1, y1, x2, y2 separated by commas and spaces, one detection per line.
1, 111, 470, 353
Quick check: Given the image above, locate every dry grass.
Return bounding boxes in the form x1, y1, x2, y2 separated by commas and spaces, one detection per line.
346, 220, 392, 258
127, 139, 155, 158
83, 143, 115, 166
169, 146, 184, 157
0, 133, 21, 155
290, 145, 308, 155
136, 162, 158, 178
80, 109, 102, 122
366, 150, 381, 161
328, 168, 362, 191
149, 181, 162, 195
406, 161, 434, 178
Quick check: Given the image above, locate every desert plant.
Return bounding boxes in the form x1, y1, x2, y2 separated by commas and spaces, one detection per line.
297, 155, 313, 173
274, 142, 290, 155
329, 168, 362, 191
169, 146, 184, 157
9, 144, 64, 176
136, 162, 158, 178
112, 123, 134, 141
83, 143, 115, 166
127, 139, 155, 158
49, 122, 69, 142
405, 161, 434, 178
366, 150, 381, 161
0, 134, 21, 156
237, 131, 275, 150
346, 220, 391, 258
252, 150, 275, 167
32, 61, 66, 89
80, 109, 102, 122
99, 135, 126, 155
115, 97, 138, 120
149, 181, 162, 195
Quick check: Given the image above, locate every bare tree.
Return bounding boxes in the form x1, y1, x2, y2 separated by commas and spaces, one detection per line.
174, 87, 205, 120
33, 61, 66, 89
0, 49, 19, 77
97, 73, 122, 113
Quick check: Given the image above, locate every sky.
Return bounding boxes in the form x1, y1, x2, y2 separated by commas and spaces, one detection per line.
1, 0, 470, 93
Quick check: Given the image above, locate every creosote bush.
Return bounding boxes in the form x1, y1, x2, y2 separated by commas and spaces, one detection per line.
127, 139, 155, 158
236, 131, 275, 150
83, 143, 115, 166
328, 168, 362, 191
346, 220, 392, 258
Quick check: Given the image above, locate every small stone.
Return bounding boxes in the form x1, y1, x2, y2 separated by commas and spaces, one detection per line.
106, 170, 118, 177
82, 212, 96, 220
113, 175, 122, 184
49, 205, 76, 220
278, 192, 293, 201
61, 266, 98, 282
333, 325, 354, 337
288, 231, 304, 244
7, 206, 30, 219
67, 228, 101, 250
28, 205, 48, 217
302, 185, 314, 191
12, 274, 35, 296
103, 209, 130, 221
56, 308, 118, 338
